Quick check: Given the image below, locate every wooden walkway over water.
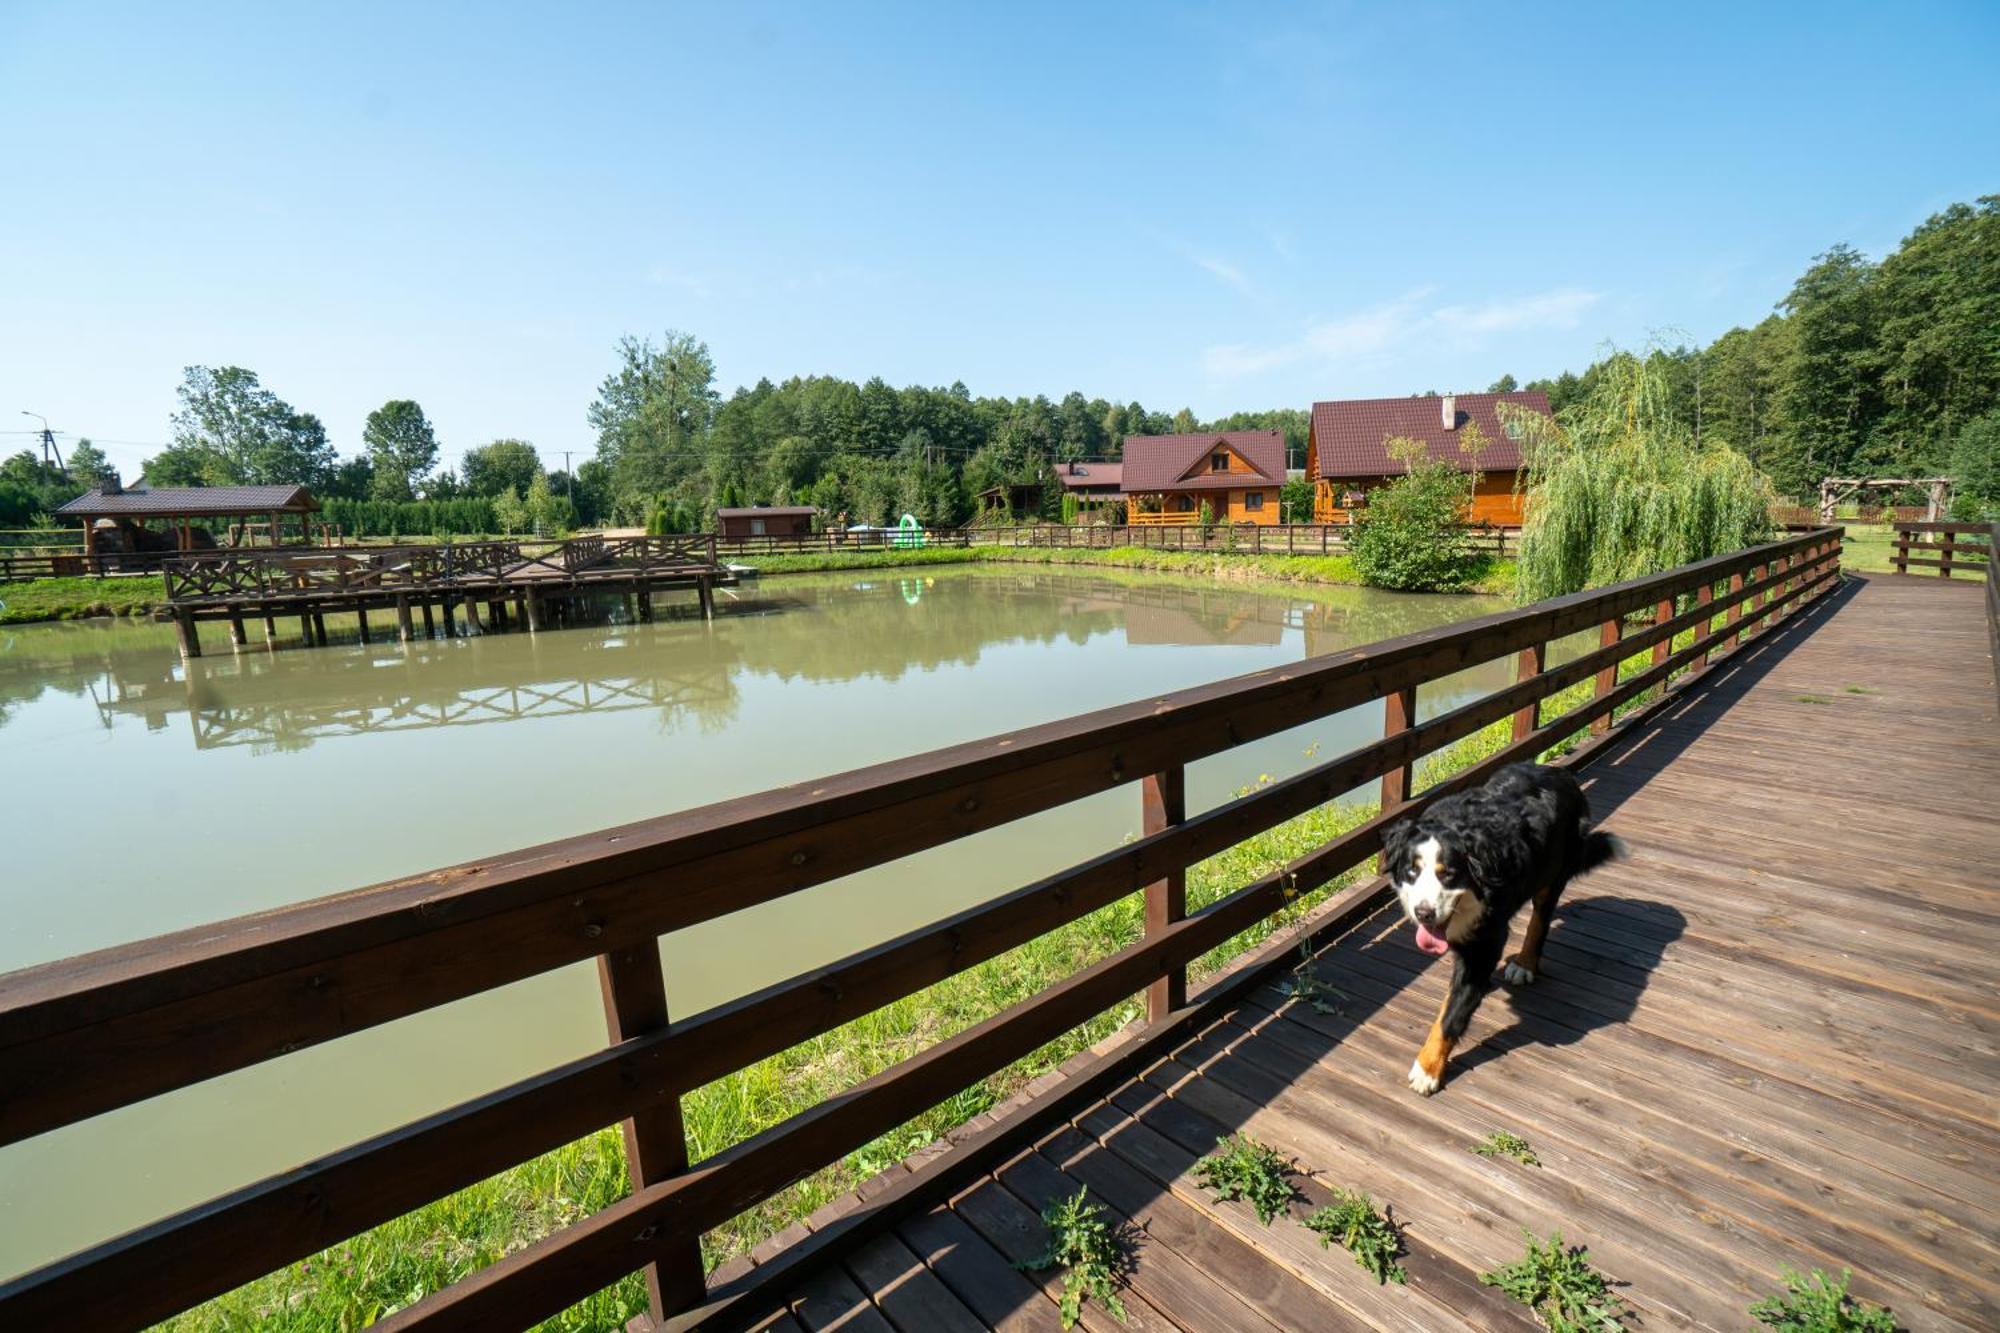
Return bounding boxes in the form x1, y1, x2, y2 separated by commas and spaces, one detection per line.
4, 530, 1996, 1333
703, 574, 2000, 1333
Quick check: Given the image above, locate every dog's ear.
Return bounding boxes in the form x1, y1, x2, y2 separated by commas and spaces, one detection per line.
1380, 817, 1415, 879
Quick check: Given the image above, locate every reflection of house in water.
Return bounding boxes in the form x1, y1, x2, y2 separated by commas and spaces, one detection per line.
95, 629, 742, 751
1122, 602, 1286, 647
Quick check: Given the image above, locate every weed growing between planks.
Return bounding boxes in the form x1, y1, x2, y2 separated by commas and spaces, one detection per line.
1304, 1189, 1406, 1284
1470, 1130, 1542, 1167
1481, 1230, 1630, 1331
1748, 1267, 1897, 1332
1191, 1134, 1298, 1225
1017, 1188, 1130, 1328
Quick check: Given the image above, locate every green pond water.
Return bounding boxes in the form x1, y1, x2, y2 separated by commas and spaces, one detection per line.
0, 565, 1515, 1280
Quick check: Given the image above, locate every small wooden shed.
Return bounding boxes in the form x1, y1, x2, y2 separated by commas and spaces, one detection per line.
56, 481, 321, 554
716, 505, 816, 538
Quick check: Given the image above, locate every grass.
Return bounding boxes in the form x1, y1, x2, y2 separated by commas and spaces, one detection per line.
1480, 1230, 1630, 1331
1748, 1267, 1897, 1331
1016, 1187, 1131, 1328
0, 574, 165, 623
1470, 1130, 1541, 1167
1190, 1134, 1299, 1225
1304, 1189, 1406, 1285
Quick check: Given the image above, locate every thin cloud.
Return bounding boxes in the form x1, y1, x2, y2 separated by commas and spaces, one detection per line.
1204, 286, 1601, 379
1190, 253, 1254, 296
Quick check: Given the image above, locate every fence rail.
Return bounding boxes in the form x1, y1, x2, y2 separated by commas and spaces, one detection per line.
975, 521, 1514, 557
1891, 521, 1993, 579
0, 528, 1844, 1332
713, 527, 970, 556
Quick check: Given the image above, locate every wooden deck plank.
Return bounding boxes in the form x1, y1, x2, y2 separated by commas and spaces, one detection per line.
738, 574, 2000, 1332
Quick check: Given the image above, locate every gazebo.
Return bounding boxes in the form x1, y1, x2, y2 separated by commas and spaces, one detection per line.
56, 480, 322, 557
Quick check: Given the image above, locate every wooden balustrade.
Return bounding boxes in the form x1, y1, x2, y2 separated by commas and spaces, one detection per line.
0, 528, 1845, 1332
1892, 521, 1993, 579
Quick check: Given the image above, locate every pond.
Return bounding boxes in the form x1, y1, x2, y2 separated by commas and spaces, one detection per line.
0, 564, 1515, 1280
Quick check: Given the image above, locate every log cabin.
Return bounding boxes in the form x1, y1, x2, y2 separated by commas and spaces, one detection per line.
1306, 390, 1549, 525
1118, 430, 1285, 526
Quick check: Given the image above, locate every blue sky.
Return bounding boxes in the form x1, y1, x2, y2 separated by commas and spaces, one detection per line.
2, 1, 1995, 478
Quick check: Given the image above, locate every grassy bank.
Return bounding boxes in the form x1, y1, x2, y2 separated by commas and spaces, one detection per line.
0, 575, 166, 624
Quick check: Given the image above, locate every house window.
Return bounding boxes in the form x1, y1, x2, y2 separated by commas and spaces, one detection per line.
1210, 453, 1227, 472
1244, 491, 1264, 512
750, 518, 766, 536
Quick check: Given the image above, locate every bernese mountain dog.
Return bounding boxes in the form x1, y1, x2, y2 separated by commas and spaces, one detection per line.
1381, 762, 1627, 1096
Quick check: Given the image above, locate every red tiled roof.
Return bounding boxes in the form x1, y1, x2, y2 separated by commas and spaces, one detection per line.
1050, 461, 1123, 492
1308, 391, 1549, 479
1119, 431, 1285, 494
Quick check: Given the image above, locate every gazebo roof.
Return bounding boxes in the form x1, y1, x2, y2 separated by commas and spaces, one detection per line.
57, 484, 320, 519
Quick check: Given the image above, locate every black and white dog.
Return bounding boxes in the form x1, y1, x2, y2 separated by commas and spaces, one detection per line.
1381, 763, 1626, 1096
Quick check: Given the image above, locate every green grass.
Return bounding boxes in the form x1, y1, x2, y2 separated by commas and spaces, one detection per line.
1480, 1230, 1630, 1331
1191, 1134, 1299, 1225
0, 575, 166, 624
1016, 1187, 1131, 1328
1749, 1267, 1897, 1332
1304, 1189, 1406, 1285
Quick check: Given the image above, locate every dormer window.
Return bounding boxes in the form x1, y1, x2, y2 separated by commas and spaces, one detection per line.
1210, 453, 1227, 472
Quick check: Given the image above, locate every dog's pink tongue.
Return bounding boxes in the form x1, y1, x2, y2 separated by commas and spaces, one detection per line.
1412, 920, 1451, 956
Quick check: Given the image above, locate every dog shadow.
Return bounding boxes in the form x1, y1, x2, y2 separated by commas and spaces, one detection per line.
1452, 894, 1687, 1075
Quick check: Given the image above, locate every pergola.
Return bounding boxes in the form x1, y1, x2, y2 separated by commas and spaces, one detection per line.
56, 483, 322, 555
1818, 476, 1951, 524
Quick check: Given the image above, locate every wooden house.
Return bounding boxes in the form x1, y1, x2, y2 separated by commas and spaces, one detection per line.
715, 505, 815, 538
1118, 430, 1285, 526
1049, 460, 1123, 521
1305, 391, 1549, 525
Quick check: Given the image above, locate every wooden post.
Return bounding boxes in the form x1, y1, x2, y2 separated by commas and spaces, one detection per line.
525, 590, 542, 632
1379, 684, 1417, 807
174, 609, 201, 660
1894, 527, 1909, 575
1694, 583, 1714, 669
595, 943, 705, 1323
300, 612, 314, 646
1651, 597, 1674, 668
311, 610, 328, 646
262, 613, 278, 651
421, 601, 436, 639
1511, 644, 1544, 742
1141, 766, 1187, 1022
1940, 531, 1955, 579
1590, 617, 1620, 735
396, 596, 413, 643
491, 599, 508, 630
462, 598, 483, 635
227, 613, 246, 651
355, 607, 371, 643
697, 578, 715, 621
442, 596, 457, 636
637, 590, 653, 622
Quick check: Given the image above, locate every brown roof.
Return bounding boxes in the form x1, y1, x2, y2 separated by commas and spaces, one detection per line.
1050, 461, 1123, 492
1119, 431, 1285, 494
1309, 391, 1548, 479
57, 484, 319, 518
714, 506, 817, 518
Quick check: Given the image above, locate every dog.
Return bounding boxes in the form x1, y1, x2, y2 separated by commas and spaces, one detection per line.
1381, 762, 1626, 1096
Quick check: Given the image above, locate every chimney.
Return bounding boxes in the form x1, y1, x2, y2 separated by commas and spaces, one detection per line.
1441, 394, 1457, 431
101, 471, 122, 495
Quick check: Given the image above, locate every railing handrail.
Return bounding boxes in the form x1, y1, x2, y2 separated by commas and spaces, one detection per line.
0, 526, 1845, 1331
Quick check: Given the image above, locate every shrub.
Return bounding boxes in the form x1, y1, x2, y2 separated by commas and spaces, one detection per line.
1191, 1134, 1297, 1224
1017, 1188, 1129, 1328
1947, 409, 2000, 520
1481, 1230, 1629, 1331
1304, 1189, 1406, 1284
1749, 1267, 1897, 1332
1349, 449, 1479, 592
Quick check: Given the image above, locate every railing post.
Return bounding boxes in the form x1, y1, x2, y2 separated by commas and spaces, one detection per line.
1511, 643, 1544, 743
1894, 527, 1909, 575
1651, 595, 1674, 669
1940, 531, 1955, 580
1380, 684, 1417, 806
597, 944, 705, 1325
1591, 617, 1620, 735
1724, 570, 1744, 652
1142, 766, 1187, 1022
1694, 582, 1714, 669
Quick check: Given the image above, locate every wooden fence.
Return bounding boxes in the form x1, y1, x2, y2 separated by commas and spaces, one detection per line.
713, 528, 971, 556
976, 522, 1514, 558
0, 528, 1844, 1332
1891, 520, 1992, 579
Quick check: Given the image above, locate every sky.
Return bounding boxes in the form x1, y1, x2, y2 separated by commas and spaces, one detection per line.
1, 0, 1996, 480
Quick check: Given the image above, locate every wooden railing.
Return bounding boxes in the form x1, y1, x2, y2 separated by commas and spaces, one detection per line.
0, 548, 183, 582
160, 536, 720, 603
1892, 520, 1993, 579
979, 522, 1514, 557
0, 529, 1844, 1332
1125, 508, 1199, 526
713, 527, 970, 556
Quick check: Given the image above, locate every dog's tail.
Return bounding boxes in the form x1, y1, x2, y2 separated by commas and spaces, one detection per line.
1578, 828, 1629, 875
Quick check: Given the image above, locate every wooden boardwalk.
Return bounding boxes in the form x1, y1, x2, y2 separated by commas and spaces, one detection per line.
723, 574, 1999, 1333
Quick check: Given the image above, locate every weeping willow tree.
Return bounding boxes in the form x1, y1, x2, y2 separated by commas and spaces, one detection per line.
1510, 350, 1777, 602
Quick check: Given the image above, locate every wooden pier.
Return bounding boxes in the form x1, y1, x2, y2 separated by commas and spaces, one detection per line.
2, 525, 1997, 1332
160, 534, 735, 657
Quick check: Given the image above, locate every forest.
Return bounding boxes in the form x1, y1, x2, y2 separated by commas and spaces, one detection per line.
1, 195, 1992, 535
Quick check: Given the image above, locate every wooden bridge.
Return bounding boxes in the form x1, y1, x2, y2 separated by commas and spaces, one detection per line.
1, 526, 1996, 1332
159, 534, 735, 658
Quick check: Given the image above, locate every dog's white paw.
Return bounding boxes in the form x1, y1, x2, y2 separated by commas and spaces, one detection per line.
1502, 959, 1537, 986
1407, 1060, 1441, 1096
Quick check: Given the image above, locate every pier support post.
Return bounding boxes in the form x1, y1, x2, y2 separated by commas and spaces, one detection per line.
300, 612, 314, 646
356, 607, 371, 644
525, 590, 543, 633
491, 599, 507, 630
697, 578, 714, 621
261, 613, 277, 651
396, 596, 413, 644
595, 943, 705, 1324
462, 598, 483, 635
637, 590, 653, 622
1142, 765, 1187, 1021
174, 609, 201, 660
227, 614, 246, 651
421, 601, 436, 639
311, 611, 328, 646
442, 597, 456, 637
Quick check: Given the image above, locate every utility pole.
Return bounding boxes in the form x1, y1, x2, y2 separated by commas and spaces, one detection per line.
561, 450, 575, 503
20, 411, 63, 472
